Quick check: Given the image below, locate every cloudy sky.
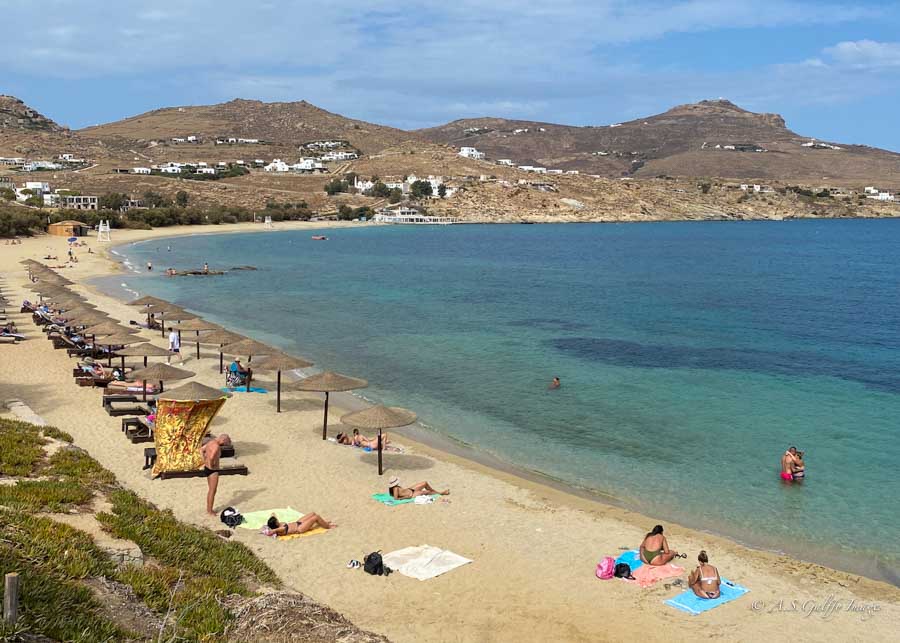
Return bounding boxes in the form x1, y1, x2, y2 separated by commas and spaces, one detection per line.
4, 1, 900, 149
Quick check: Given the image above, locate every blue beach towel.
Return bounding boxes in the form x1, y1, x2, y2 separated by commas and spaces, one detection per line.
371, 493, 438, 506
616, 549, 644, 572
664, 579, 749, 615
221, 386, 268, 394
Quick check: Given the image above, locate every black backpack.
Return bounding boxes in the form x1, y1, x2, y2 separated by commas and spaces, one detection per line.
614, 563, 634, 580
363, 551, 392, 576
220, 507, 243, 529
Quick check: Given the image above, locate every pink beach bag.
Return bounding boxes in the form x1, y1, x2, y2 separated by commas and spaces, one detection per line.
597, 556, 615, 580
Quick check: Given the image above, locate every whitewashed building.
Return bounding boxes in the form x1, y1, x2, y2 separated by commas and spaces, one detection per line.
132, 167, 151, 174
264, 159, 290, 172
497, 159, 514, 166
458, 147, 485, 160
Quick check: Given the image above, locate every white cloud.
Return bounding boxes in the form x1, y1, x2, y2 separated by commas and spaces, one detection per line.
823, 40, 900, 69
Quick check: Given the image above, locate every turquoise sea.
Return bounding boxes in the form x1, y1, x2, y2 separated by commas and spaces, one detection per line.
96, 221, 900, 584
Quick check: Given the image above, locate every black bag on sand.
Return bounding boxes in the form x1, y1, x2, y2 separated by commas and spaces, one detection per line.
364, 551, 392, 576
614, 563, 634, 580
220, 507, 243, 529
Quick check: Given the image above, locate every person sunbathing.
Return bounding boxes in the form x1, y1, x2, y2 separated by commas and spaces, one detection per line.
266, 512, 336, 536
335, 429, 390, 449
688, 550, 721, 599
639, 525, 686, 566
388, 477, 449, 500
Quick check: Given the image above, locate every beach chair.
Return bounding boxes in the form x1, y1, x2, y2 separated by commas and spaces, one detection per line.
142, 443, 236, 469
104, 396, 154, 417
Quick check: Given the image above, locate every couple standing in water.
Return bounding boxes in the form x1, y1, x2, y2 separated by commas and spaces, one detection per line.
780, 446, 806, 482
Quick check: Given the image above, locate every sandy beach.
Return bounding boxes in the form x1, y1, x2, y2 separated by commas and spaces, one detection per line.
1, 223, 898, 643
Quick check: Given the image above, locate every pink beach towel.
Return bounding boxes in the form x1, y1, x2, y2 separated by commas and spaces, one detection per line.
632, 563, 684, 588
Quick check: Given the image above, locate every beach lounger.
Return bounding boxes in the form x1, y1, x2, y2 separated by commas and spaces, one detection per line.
154, 462, 247, 480
104, 398, 153, 417
0, 336, 18, 344
142, 443, 236, 468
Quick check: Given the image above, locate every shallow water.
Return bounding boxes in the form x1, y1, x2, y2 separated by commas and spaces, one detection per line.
96, 220, 900, 583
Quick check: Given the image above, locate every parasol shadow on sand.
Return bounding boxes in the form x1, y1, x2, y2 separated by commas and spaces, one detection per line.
293, 371, 368, 439
341, 405, 416, 475
251, 352, 314, 413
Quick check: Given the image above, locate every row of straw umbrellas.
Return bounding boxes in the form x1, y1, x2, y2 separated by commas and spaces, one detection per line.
20, 261, 415, 473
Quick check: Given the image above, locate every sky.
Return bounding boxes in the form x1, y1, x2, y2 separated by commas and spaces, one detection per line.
4, 0, 900, 150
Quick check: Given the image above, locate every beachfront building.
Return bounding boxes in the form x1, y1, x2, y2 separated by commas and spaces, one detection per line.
48, 220, 91, 237
458, 147, 486, 160
63, 195, 99, 210
374, 205, 456, 224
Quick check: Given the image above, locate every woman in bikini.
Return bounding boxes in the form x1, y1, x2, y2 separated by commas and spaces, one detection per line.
335, 429, 391, 449
792, 451, 805, 480
639, 524, 686, 566
688, 550, 721, 599
388, 477, 449, 500
266, 513, 336, 536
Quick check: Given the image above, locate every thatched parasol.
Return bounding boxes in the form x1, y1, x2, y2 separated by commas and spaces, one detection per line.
252, 352, 314, 412
82, 322, 139, 336
94, 332, 144, 367
156, 310, 196, 338
198, 330, 245, 373
113, 342, 171, 368
158, 381, 230, 401
174, 318, 219, 360
128, 295, 171, 307
341, 405, 417, 475
294, 371, 368, 439
128, 363, 195, 400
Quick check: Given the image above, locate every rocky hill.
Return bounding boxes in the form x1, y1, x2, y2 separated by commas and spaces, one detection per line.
418, 99, 900, 183
0, 95, 64, 132
79, 98, 414, 154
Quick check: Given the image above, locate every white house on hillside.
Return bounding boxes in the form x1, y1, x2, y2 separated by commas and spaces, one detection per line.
264, 159, 290, 172
459, 147, 485, 160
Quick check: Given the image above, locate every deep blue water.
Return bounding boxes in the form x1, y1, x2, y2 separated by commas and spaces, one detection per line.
98, 221, 900, 582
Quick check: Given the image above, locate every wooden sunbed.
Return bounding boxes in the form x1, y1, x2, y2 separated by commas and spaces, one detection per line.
141, 444, 236, 468
103, 397, 153, 417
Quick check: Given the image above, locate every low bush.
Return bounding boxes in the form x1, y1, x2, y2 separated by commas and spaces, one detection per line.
0, 419, 46, 476
46, 446, 116, 486
0, 480, 94, 512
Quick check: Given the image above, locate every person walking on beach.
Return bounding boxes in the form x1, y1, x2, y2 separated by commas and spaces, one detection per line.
639, 525, 685, 566
688, 551, 721, 599
167, 328, 181, 363
201, 434, 231, 516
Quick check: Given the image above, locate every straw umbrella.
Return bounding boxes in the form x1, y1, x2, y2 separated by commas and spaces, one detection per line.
128, 363, 195, 400
341, 405, 417, 475
252, 352, 314, 413
158, 381, 231, 402
220, 338, 274, 392
294, 371, 368, 439
82, 324, 140, 368
174, 317, 219, 360
113, 342, 171, 368
128, 296, 173, 328
156, 310, 196, 338
198, 330, 245, 374
94, 332, 144, 367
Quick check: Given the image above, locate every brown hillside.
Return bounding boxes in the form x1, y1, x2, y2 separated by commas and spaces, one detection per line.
79, 99, 415, 154
418, 99, 900, 183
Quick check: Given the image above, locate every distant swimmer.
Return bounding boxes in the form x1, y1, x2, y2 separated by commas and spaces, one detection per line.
549, 377, 561, 389
167, 245, 171, 252
147, 261, 153, 271
780, 446, 799, 482
792, 450, 806, 480
203, 262, 209, 273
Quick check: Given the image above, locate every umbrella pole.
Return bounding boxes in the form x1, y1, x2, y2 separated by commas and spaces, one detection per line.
219, 350, 223, 374
161, 319, 165, 338
159, 379, 164, 394
196, 331, 200, 360
378, 429, 383, 476
144, 356, 148, 368
120, 355, 125, 371
142, 380, 147, 402
276, 371, 282, 413
322, 392, 329, 440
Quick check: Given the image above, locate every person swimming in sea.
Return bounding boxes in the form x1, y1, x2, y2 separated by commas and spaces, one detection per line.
549, 377, 561, 389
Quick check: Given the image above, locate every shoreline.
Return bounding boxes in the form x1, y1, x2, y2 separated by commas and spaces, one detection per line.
3, 223, 898, 642
95, 223, 899, 588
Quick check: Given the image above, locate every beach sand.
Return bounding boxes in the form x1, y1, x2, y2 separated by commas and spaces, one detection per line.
1, 224, 898, 642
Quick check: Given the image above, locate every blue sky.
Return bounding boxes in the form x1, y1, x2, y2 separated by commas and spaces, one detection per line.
4, 1, 900, 149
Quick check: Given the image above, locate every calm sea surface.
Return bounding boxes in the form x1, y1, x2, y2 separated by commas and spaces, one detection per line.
96, 221, 900, 583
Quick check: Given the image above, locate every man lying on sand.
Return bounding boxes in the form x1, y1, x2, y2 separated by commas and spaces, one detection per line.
266, 513, 336, 536
201, 434, 232, 516
639, 524, 686, 565
388, 477, 449, 500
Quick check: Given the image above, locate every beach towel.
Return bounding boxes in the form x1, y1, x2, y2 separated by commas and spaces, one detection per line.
632, 563, 684, 588
259, 525, 328, 541
372, 493, 438, 506
238, 507, 303, 530
221, 386, 268, 394
615, 549, 644, 573
664, 579, 749, 615
382, 545, 472, 581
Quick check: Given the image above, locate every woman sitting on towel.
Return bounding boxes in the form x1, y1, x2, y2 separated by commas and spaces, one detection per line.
688, 550, 721, 599
388, 477, 449, 500
266, 512, 336, 536
639, 525, 685, 566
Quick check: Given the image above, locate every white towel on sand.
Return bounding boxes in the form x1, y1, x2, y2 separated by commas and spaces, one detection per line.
383, 545, 472, 581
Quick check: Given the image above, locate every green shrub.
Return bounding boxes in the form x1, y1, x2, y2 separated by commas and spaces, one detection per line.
0, 480, 94, 512
46, 447, 116, 486
0, 418, 46, 476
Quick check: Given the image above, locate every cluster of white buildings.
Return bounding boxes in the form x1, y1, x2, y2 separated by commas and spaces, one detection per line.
264, 158, 327, 173
864, 186, 895, 201
297, 140, 359, 162
801, 140, 842, 150
215, 137, 260, 145
171, 135, 199, 144
13, 181, 99, 209
458, 147, 486, 160
0, 153, 87, 171
460, 147, 576, 175
740, 184, 775, 193
352, 174, 457, 198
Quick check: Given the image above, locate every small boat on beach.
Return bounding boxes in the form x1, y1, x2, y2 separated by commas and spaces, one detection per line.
311, 235, 328, 241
